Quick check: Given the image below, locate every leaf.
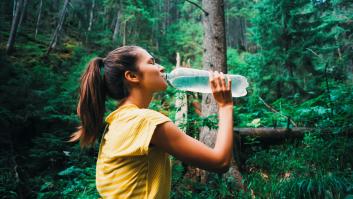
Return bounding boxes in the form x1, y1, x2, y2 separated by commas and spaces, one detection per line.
247, 118, 261, 128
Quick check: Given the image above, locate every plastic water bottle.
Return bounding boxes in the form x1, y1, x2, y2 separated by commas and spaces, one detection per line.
162, 68, 249, 97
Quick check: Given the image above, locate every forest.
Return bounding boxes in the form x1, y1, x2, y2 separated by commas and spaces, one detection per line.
0, 0, 352, 198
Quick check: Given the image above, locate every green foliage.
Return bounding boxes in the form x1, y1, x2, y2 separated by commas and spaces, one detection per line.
246, 0, 353, 100
244, 133, 353, 198
162, 19, 203, 68
30, 165, 99, 199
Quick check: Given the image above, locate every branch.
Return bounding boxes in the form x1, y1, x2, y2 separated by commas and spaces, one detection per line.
258, 97, 298, 127
185, 0, 209, 16
306, 48, 321, 58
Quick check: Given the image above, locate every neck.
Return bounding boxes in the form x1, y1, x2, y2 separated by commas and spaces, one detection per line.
121, 88, 153, 109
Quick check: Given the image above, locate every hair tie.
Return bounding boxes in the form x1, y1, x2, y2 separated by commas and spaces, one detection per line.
96, 57, 105, 79
95, 57, 104, 69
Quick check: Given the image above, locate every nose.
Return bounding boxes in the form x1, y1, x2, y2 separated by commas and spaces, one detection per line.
158, 65, 165, 73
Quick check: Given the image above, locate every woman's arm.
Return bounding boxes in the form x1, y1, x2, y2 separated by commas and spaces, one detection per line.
151, 71, 233, 173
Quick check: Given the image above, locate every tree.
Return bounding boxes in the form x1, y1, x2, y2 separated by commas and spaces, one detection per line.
200, 0, 227, 152
6, 0, 24, 54
18, 0, 28, 30
249, 0, 353, 100
47, 0, 70, 55
35, 0, 43, 39
87, 0, 95, 33
200, 0, 244, 190
225, 0, 252, 50
112, 0, 122, 44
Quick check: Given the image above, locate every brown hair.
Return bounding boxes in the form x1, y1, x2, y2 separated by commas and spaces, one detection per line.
69, 46, 142, 148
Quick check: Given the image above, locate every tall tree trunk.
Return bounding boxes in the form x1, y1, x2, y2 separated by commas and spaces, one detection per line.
18, 0, 27, 30
200, 0, 244, 190
112, 0, 122, 44
123, 20, 127, 46
47, 0, 70, 55
200, 0, 227, 179
159, 0, 164, 36
88, 0, 95, 32
13, 0, 17, 17
86, 0, 95, 44
241, 18, 248, 50
225, 8, 230, 47
227, 16, 247, 50
35, 0, 43, 40
163, 0, 169, 34
151, 0, 157, 48
6, 0, 23, 54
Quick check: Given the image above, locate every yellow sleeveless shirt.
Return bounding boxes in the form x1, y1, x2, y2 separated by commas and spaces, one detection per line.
96, 104, 172, 199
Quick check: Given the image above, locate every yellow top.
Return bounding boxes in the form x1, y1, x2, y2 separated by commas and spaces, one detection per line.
96, 104, 172, 199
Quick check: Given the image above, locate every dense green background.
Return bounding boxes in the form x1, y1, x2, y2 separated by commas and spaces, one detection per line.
0, 0, 352, 198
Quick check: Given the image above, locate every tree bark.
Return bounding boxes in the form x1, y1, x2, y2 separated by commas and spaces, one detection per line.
200, 0, 244, 190
35, 0, 43, 40
163, 0, 169, 34
88, 0, 95, 32
112, 0, 122, 44
6, 0, 23, 54
200, 0, 244, 189
47, 0, 70, 55
13, 0, 17, 18
123, 20, 127, 46
18, 0, 27, 30
200, 0, 226, 153
226, 16, 247, 50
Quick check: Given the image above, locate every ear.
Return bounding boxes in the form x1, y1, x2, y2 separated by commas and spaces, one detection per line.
124, 71, 140, 83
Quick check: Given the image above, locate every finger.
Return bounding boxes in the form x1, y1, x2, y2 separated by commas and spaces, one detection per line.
208, 70, 213, 82
209, 71, 216, 90
220, 72, 226, 91
227, 75, 232, 91
214, 71, 221, 89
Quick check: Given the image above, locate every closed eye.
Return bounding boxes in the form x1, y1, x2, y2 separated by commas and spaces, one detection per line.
149, 57, 156, 65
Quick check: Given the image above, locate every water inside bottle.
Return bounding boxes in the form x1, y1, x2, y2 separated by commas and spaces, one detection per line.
171, 76, 211, 93
168, 74, 248, 97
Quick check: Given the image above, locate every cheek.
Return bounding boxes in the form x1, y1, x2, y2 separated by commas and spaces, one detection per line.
150, 75, 168, 91
140, 68, 166, 90
161, 80, 168, 90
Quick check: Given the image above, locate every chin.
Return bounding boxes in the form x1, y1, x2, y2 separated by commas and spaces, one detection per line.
161, 84, 168, 91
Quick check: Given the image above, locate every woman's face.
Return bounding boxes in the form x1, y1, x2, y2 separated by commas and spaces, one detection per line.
135, 48, 167, 92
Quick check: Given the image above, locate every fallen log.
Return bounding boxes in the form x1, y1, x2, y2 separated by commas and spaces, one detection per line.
234, 127, 353, 138
235, 127, 310, 139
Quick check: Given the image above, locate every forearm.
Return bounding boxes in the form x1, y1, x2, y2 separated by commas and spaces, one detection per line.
214, 105, 234, 165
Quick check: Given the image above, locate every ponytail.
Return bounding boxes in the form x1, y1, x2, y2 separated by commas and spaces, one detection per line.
69, 46, 142, 148
69, 57, 106, 148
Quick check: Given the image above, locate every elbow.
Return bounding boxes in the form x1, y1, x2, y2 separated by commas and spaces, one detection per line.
214, 158, 231, 174
217, 162, 231, 174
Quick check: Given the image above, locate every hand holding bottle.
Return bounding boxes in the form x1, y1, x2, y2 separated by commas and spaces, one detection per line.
209, 71, 233, 108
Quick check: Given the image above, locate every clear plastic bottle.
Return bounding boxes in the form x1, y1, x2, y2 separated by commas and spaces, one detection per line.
162, 68, 249, 97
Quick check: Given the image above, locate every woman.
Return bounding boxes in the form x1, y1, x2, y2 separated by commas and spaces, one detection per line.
70, 46, 234, 198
